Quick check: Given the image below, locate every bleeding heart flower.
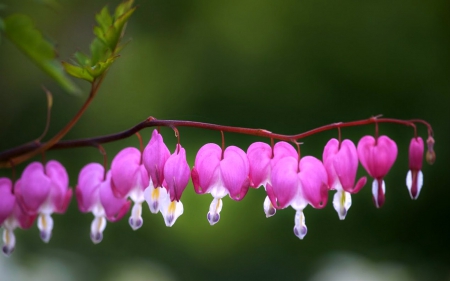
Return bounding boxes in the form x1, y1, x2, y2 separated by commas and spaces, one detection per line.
191, 143, 250, 225
14, 161, 72, 243
406, 137, 424, 199
142, 129, 170, 214
157, 144, 190, 227
247, 141, 297, 217
111, 147, 149, 230
77, 163, 131, 243
266, 155, 328, 239
323, 138, 367, 219
357, 135, 397, 208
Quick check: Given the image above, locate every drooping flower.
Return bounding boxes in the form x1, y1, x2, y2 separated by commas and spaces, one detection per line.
157, 144, 190, 227
357, 135, 398, 208
407, 137, 424, 199
191, 143, 250, 225
323, 139, 367, 219
76, 163, 131, 243
14, 161, 72, 243
247, 141, 297, 217
111, 147, 149, 230
1, 178, 37, 256
142, 129, 170, 214
266, 155, 328, 239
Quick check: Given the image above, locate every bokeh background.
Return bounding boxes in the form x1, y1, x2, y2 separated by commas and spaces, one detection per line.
1, 0, 449, 280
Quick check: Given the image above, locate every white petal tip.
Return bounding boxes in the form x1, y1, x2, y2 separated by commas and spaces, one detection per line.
40, 231, 52, 243
129, 217, 143, 230
263, 196, 276, 218
2, 245, 14, 257
90, 232, 103, 244
406, 170, 423, 200
265, 208, 276, 218
207, 212, 220, 225
164, 215, 175, 227
150, 202, 160, 214
294, 210, 307, 239
333, 191, 351, 220
294, 226, 307, 240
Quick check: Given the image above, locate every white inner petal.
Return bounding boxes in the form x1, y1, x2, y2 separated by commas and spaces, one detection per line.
207, 197, 223, 225
160, 199, 184, 227
372, 178, 386, 208
406, 170, 424, 200
129, 202, 143, 230
90, 215, 107, 244
37, 213, 53, 243
144, 183, 168, 214
263, 196, 276, 218
2, 228, 15, 257
293, 210, 307, 240
332, 190, 352, 220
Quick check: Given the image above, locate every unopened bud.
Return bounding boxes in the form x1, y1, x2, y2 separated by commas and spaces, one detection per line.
426, 136, 435, 165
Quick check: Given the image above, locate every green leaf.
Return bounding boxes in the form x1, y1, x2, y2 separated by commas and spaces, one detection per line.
92, 0, 136, 52
89, 37, 109, 65
95, 6, 112, 33
62, 62, 94, 82
86, 55, 118, 78
73, 51, 90, 67
3, 14, 80, 94
114, 0, 134, 19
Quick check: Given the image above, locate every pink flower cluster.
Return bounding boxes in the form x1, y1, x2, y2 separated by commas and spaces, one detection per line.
0, 131, 427, 256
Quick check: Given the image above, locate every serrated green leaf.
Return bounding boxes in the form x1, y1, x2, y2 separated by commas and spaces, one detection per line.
62, 62, 94, 82
86, 55, 118, 78
103, 6, 135, 50
114, 7, 136, 35
90, 37, 109, 65
95, 6, 113, 33
73, 51, 90, 66
114, 0, 134, 19
3, 14, 80, 94
93, 25, 107, 45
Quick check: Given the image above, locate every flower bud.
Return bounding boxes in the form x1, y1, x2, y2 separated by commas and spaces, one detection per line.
426, 136, 435, 165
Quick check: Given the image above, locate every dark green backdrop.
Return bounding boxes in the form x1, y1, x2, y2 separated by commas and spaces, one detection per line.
0, 1, 449, 280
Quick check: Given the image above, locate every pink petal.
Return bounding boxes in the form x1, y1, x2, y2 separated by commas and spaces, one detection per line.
193, 143, 221, 194
323, 138, 339, 164
220, 146, 250, 200
164, 145, 191, 201
111, 147, 148, 198
15, 162, 51, 214
298, 156, 328, 209
357, 135, 398, 179
270, 156, 299, 209
45, 160, 70, 213
247, 142, 272, 188
333, 140, 359, 191
13, 202, 37, 229
76, 163, 104, 213
99, 172, 131, 222
409, 137, 424, 171
0, 178, 15, 225
322, 138, 339, 188
352, 177, 367, 194
143, 129, 170, 188
271, 142, 298, 167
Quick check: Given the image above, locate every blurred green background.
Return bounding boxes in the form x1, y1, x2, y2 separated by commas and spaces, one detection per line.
0, 0, 449, 280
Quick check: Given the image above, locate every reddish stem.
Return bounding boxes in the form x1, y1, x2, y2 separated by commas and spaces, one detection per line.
0, 116, 428, 168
